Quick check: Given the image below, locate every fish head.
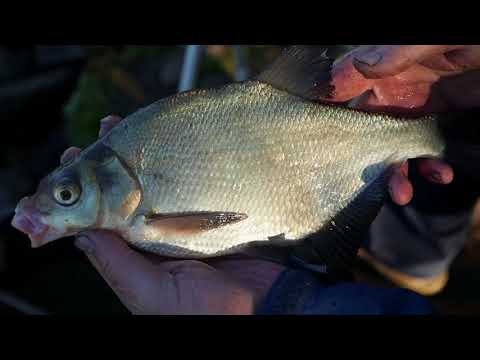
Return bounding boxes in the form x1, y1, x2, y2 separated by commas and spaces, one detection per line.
11, 158, 102, 247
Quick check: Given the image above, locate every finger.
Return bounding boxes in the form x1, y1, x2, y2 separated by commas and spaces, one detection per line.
442, 46, 480, 71
74, 230, 163, 308
388, 163, 413, 206
99, 115, 123, 138
60, 147, 82, 164
353, 45, 463, 79
417, 158, 454, 184
317, 50, 375, 102
352, 80, 437, 114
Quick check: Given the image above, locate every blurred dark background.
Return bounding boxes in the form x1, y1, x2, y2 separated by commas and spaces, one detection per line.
0, 45, 479, 315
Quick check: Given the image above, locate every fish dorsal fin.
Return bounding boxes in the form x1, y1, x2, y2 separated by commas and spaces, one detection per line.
290, 169, 390, 283
256, 45, 355, 100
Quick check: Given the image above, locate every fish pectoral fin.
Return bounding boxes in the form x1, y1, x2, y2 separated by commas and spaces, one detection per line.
144, 211, 247, 235
256, 45, 355, 101
290, 170, 390, 283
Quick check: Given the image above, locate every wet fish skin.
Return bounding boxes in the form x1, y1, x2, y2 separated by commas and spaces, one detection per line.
100, 80, 443, 257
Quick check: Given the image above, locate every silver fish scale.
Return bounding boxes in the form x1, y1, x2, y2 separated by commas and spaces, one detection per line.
102, 81, 444, 257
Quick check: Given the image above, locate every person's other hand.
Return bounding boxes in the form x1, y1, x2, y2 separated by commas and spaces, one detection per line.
319, 45, 480, 205
62, 115, 285, 315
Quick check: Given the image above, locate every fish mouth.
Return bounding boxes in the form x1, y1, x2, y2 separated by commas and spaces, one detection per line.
11, 199, 61, 248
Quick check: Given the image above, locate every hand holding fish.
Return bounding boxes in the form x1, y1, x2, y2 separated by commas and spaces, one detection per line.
322, 45, 480, 111
319, 45, 480, 205
74, 229, 284, 315
13, 46, 471, 313
65, 116, 285, 315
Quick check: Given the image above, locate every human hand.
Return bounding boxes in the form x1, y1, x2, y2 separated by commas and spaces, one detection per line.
74, 230, 284, 315
62, 115, 285, 315
319, 45, 480, 205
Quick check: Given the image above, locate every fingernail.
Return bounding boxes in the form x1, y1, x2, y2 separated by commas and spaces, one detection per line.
354, 52, 382, 66
75, 235, 96, 255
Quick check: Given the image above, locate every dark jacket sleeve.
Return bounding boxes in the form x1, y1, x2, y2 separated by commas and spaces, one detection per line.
256, 268, 435, 315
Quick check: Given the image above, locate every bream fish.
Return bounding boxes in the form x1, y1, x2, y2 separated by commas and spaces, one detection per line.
11, 46, 454, 277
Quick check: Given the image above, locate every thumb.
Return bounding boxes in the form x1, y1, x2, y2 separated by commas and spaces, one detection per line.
353, 45, 463, 79
75, 230, 157, 303
99, 115, 123, 138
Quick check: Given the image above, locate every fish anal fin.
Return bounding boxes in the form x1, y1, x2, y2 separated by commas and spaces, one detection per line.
240, 234, 295, 265
145, 211, 247, 235
291, 170, 390, 283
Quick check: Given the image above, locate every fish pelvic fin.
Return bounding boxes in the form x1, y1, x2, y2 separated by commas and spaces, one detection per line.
290, 170, 390, 283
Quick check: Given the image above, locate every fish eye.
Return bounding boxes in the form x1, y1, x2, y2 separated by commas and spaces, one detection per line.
53, 179, 81, 206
